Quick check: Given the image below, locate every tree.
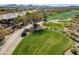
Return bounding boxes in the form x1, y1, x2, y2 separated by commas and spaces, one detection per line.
31, 11, 43, 30
20, 11, 43, 31
42, 10, 48, 22
13, 16, 22, 25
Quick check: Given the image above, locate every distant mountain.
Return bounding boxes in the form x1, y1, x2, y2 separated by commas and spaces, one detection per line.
5, 4, 17, 6
0, 4, 19, 7
0, 4, 52, 9
0, 4, 79, 9
68, 6, 79, 8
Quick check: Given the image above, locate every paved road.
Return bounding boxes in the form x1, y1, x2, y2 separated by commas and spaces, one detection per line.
0, 24, 32, 55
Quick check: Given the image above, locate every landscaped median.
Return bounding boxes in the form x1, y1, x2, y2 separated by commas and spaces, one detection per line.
12, 29, 73, 55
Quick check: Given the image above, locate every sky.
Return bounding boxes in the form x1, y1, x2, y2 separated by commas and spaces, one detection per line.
0, 0, 79, 4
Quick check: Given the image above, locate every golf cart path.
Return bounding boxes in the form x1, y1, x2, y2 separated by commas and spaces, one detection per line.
0, 24, 32, 55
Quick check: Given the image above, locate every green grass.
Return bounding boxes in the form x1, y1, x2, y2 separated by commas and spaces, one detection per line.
43, 22, 64, 29
13, 29, 73, 55
48, 11, 79, 20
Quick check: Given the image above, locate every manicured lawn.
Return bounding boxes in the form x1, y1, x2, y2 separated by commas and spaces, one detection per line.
13, 29, 73, 55
48, 11, 79, 20
43, 22, 64, 29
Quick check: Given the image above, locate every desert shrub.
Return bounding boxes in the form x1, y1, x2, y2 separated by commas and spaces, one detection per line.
0, 28, 11, 36
0, 28, 12, 42
71, 47, 77, 55
21, 31, 27, 37
0, 35, 4, 42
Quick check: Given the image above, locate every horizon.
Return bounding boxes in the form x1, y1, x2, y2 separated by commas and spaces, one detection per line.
0, 0, 79, 4
0, 4, 79, 7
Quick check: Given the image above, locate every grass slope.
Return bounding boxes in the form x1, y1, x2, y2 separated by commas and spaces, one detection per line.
43, 22, 64, 29
13, 29, 73, 55
48, 11, 79, 20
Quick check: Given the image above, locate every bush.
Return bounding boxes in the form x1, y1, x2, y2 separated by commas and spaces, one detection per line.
0, 28, 11, 36
54, 28, 58, 30
21, 31, 27, 37
77, 46, 79, 48
71, 47, 77, 55
0, 36, 4, 42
